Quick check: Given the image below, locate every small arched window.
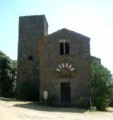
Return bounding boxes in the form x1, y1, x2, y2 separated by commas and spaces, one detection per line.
60, 43, 64, 55
28, 55, 33, 60
60, 42, 70, 55
65, 43, 69, 54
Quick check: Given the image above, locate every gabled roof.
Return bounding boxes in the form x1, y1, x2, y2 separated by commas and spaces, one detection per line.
44, 28, 90, 40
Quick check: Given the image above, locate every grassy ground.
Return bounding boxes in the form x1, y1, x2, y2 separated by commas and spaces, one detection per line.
0, 97, 113, 120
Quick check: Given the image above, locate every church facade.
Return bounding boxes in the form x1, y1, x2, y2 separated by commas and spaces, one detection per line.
17, 15, 91, 106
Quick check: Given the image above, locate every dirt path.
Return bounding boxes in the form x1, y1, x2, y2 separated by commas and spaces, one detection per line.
0, 98, 113, 120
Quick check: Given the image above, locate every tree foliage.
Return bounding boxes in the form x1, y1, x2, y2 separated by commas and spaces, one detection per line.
17, 81, 37, 101
0, 51, 17, 97
91, 60, 113, 110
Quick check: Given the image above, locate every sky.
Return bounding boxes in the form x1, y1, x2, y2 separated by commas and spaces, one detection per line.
0, 0, 113, 74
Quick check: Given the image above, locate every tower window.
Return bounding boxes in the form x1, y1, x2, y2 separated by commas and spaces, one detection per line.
60, 42, 70, 55
28, 55, 33, 60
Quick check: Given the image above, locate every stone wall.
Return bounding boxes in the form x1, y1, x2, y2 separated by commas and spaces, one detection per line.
39, 28, 91, 106
17, 15, 48, 100
17, 15, 92, 106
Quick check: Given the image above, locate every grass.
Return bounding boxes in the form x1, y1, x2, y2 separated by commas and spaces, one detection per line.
106, 107, 113, 112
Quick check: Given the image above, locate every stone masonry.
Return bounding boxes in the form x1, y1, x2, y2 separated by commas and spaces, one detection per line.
17, 15, 48, 100
17, 15, 93, 106
39, 29, 91, 106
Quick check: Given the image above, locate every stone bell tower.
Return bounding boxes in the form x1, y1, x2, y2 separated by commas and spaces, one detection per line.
17, 15, 48, 100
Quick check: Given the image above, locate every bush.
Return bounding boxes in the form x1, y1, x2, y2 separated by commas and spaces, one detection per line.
46, 95, 57, 106
91, 60, 113, 110
91, 96, 110, 110
74, 97, 89, 108
17, 81, 38, 101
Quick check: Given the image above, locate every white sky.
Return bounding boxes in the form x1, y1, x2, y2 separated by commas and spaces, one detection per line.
0, 0, 113, 74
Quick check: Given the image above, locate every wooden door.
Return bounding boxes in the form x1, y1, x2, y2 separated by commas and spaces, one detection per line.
61, 83, 71, 105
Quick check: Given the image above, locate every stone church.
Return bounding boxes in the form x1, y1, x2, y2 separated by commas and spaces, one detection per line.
17, 15, 92, 106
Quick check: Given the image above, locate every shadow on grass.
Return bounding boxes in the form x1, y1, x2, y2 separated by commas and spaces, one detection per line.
14, 102, 88, 113
0, 97, 88, 113
0, 97, 17, 102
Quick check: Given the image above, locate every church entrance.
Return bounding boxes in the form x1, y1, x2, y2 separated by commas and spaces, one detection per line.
61, 82, 71, 105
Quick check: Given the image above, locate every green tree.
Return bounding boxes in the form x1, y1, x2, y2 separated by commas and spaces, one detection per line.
0, 51, 17, 97
91, 60, 113, 110
17, 81, 37, 101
